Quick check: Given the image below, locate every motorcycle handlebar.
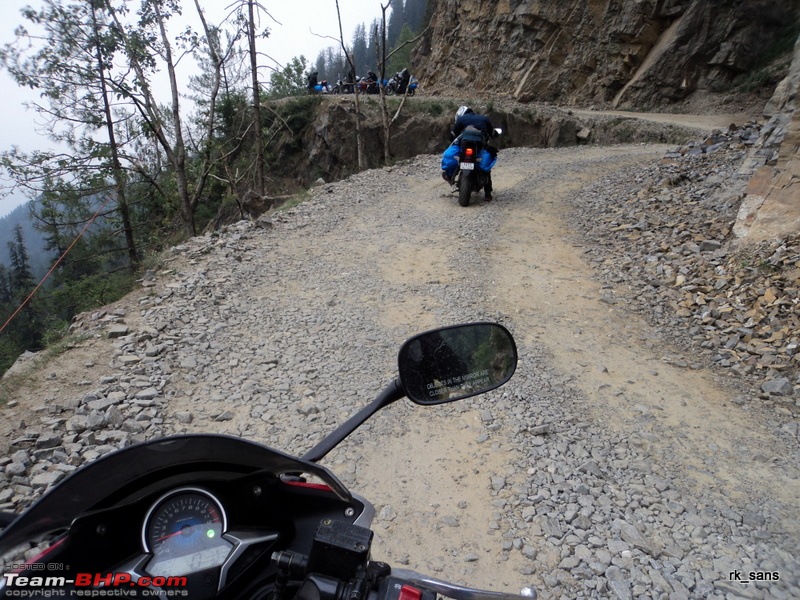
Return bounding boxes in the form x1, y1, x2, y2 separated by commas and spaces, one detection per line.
390, 568, 537, 600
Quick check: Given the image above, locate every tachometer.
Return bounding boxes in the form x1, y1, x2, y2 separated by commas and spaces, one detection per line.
142, 488, 233, 577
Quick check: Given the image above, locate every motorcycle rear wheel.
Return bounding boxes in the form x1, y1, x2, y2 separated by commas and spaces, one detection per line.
458, 172, 472, 207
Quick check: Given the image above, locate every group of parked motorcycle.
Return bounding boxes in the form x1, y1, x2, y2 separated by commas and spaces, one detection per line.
308, 70, 418, 96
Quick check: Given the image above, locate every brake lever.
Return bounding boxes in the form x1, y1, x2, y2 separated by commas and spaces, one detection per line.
390, 568, 537, 600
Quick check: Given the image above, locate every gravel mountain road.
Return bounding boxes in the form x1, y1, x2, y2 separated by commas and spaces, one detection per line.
1, 143, 798, 599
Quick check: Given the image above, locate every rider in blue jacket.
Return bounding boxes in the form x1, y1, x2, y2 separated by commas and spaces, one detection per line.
441, 106, 498, 201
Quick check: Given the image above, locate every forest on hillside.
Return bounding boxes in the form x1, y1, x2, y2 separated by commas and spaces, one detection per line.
0, 0, 429, 377
312, 0, 428, 81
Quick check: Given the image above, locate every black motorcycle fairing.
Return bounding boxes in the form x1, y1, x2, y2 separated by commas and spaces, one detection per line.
2, 472, 363, 599
0, 434, 352, 555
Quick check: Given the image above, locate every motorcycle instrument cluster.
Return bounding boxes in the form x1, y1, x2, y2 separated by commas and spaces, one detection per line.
142, 487, 233, 577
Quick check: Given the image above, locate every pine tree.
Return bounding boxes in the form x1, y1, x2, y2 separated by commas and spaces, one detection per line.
367, 19, 380, 73
0, 0, 139, 267
268, 56, 309, 97
0, 265, 11, 306
327, 48, 348, 80
387, 24, 416, 75
387, 0, 406, 48
404, 0, 429, 33
3, 224, 42, 356
326, 47, 338, 78
7, 225, 34, 295
315, 51, 327, 80
352, 23, 369, 77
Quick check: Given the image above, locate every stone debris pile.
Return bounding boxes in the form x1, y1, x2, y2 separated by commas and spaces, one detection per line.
664, 122, 762, 157
0, 315, 171, 518
572, 124, 799, 405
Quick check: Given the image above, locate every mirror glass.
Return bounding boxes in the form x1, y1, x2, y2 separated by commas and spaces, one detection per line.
398, 322, 517, 405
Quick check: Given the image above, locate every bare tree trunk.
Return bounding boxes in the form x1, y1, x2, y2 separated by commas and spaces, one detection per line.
335, 0, 364, 170
378, 2, 392, 166
152, 0, 193, 236
378, 22, 429, 167
90, 2, 138, 267
191, 0, 226, 211
247, 0, 266, 197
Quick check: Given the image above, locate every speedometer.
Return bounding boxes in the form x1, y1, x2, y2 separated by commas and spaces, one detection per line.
142, 488, 233, 577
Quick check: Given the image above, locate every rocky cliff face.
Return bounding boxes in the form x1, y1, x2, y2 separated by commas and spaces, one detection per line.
414, 0, 797, 109
413, 0, 799, 244
735, 33, 800, 242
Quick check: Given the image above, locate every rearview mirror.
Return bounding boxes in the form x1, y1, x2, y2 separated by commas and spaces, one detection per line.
398, 322, 517, 405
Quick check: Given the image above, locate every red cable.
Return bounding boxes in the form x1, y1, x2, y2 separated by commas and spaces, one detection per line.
0, 195, 115, 336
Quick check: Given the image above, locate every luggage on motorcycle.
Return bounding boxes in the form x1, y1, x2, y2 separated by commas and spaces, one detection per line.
479, 148, 496, 171
441, 143, 495, 180
441, 144, 460, 177
461, 126, 484, 143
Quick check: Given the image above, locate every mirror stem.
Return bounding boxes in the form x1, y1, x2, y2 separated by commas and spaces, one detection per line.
302, 378, 406, 463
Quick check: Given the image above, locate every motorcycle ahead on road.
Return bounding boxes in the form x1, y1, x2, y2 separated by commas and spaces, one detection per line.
443, 127, 502, 207
0, 323, 535, 600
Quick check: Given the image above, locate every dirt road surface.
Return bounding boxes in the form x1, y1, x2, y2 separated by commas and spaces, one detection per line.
1, 140, 798, 598
322, 147, 799, 594
570, 109, 757, 132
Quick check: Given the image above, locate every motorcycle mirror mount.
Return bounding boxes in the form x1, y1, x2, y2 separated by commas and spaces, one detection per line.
302, 322, 517, 463
302, 377, 406, 463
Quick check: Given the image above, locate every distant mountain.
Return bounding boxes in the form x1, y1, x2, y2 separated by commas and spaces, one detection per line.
0, 199, 52, 279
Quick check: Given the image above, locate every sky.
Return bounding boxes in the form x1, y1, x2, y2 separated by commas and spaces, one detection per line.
0, 0, 389, 219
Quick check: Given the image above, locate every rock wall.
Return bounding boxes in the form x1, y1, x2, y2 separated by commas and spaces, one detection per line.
414, 0, 797, 109
734, 34, 800, 242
